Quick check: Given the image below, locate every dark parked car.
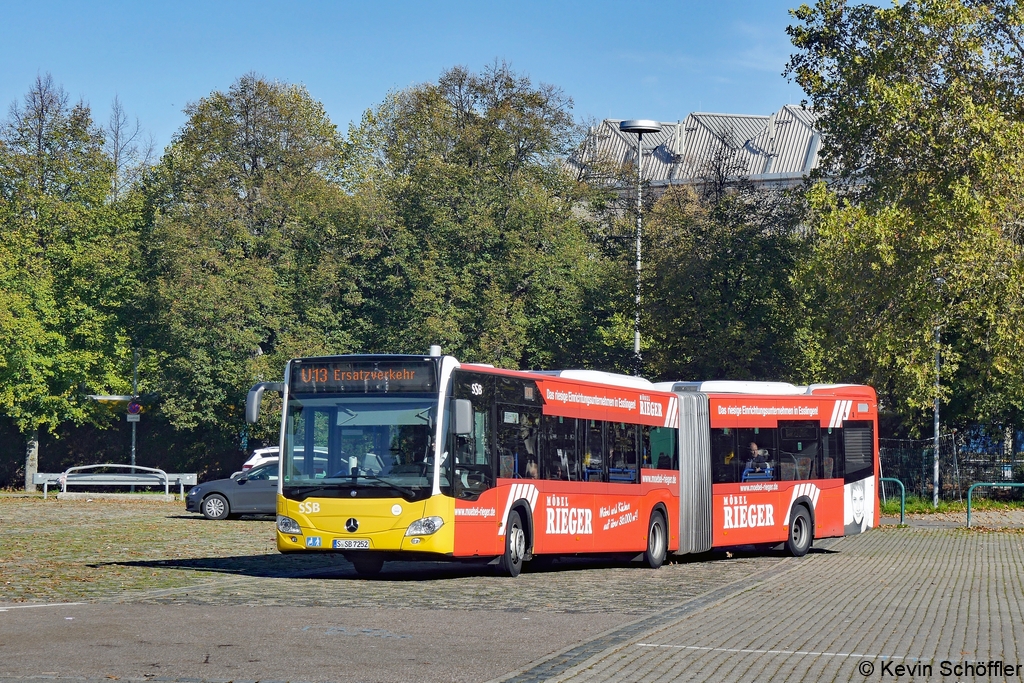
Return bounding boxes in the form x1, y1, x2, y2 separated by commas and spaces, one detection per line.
185, 461, 278, 520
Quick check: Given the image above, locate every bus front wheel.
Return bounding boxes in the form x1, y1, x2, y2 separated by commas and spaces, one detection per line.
786, 506, 812, 557
499, 510, 526, 577
643, 511, 667, 569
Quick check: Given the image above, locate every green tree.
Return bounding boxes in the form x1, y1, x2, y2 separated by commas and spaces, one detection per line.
140, 74, 362, 458
643, 184, 807, 382
0, 74, 136, 488
344, 63, 613, 370
787, 0, 1024, 431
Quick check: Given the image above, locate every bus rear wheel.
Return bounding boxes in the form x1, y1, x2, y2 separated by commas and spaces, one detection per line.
350, 553, 385, 576
643, 511, 667, 569
499, 510, 526, 577
786, 506, 812, 557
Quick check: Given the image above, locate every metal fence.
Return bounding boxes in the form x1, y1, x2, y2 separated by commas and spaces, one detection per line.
879, 433, 1024, 502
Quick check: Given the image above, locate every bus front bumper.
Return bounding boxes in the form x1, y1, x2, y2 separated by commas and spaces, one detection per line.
276, 495, 455, 555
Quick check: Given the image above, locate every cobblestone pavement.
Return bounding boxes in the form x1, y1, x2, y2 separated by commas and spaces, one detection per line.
4, 498, 1024, 682
497, 526, 1024, 683
0, 498, 786, 682
106, 550, 783, 614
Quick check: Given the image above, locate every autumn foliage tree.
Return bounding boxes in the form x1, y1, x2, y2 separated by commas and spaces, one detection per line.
0, 75, 138, 487
787, 0, 1024, 431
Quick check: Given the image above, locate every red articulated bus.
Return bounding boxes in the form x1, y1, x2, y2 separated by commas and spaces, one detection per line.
246, 352, 879, 576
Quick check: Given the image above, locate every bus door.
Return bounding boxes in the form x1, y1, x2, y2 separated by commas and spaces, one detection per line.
533, 414, 587, 555
450, 371, 501, 557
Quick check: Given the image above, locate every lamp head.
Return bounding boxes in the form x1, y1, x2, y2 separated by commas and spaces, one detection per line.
619, 120, 662, 134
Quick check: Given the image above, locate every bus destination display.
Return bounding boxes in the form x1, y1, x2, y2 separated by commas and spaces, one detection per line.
290, 360, 437, 394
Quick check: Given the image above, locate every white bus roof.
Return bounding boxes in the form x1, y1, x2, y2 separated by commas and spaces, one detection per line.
537, 369, 656, 390
651, 380, 859, 395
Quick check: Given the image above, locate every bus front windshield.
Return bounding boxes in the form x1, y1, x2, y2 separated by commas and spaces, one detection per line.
283, 396, 437, 501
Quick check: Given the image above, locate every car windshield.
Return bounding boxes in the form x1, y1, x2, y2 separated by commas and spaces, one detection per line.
246, 463, 278, 481
282, 396, 436, 500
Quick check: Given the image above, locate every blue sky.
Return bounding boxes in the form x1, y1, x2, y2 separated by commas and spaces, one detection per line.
0, 0, 807, 150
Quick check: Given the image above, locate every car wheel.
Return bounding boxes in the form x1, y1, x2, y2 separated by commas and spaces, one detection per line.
202, 494, 230, 520
499, 510, 526, 577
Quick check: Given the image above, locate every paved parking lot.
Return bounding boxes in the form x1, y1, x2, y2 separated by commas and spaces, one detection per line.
2, 498, 1024, 682
509, 526, 1024, 682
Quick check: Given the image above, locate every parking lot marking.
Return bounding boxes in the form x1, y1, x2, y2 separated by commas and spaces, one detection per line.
636, 643, 908, 660
494, 556, 807, 683
0, 602, 84, 611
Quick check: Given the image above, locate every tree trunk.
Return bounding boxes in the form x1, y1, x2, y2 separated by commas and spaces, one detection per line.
24, 429, 39, 492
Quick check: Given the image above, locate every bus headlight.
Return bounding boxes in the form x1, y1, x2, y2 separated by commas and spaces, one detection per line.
405, 516, 444, 536
277, 515, 302, 534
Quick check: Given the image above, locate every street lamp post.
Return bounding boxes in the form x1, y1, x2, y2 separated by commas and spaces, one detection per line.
131, 348, 139, 474
933, 323, 942, 508
618, 119, 662, 376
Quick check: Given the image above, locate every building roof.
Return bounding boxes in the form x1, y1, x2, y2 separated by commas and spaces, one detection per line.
580, 105, 820, 190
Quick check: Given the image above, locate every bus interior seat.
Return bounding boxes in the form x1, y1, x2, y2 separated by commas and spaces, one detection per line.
796, 456, 813, 479
499, 452, 515, 478
657, 455, 672, 470
741, 467, 773, 482
780, 462, 796, 481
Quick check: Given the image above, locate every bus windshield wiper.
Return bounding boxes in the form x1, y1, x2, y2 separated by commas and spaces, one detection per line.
355, 474, 417, 500
284, 483, 351, 499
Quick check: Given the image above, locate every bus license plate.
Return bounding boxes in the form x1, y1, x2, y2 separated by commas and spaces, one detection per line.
333, 539, 369, 550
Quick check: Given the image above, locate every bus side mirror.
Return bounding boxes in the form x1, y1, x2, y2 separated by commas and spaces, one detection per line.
246, 382, 284, 424
454, 399, 474, 436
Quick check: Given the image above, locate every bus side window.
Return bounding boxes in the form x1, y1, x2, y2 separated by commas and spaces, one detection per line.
843, 421, 873, 483
542, 415, 576, 481
497, 406, 541, 479
609, 422, 638, 484
737, 427, 777, 481
778, 421, 820, 480
583, 420, 606, 482
711, 428, 738, 483
646, 426, 677, 470
822, 427, 844, 479
449, 371, 495, 497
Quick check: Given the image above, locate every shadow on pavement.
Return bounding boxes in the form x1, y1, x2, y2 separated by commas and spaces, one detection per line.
88, 547, 788, 582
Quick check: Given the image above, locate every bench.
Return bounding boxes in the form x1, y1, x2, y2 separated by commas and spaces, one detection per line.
33, 464, 198, 500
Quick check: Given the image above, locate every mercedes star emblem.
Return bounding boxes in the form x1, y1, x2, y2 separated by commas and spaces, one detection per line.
345, 518, 359, 533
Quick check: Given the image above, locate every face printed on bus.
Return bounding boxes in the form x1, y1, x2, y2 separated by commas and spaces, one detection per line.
851, 480, 865, 525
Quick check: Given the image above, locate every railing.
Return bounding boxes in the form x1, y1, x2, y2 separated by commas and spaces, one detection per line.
34, 465, 197, 500
966, 482, 1024, 528
880, 477, 906, 525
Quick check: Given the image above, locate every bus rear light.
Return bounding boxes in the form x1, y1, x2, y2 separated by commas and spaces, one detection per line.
277, 515, 301, 534
405, 516, 444, 536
